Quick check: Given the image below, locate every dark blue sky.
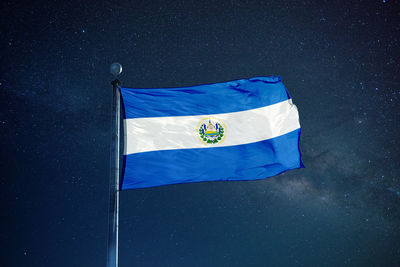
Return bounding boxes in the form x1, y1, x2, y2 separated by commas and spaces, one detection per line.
1, 0, 400, 266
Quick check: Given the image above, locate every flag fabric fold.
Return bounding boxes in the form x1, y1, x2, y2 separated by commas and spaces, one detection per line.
120, 76, 303, 189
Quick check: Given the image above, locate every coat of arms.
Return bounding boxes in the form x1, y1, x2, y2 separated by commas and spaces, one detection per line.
197, 117, 225, 145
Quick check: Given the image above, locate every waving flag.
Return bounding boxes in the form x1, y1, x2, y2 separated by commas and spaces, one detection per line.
120, 76, 303, 189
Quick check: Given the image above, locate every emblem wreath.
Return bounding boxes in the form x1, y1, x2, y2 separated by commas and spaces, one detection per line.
198, 122, 225, 144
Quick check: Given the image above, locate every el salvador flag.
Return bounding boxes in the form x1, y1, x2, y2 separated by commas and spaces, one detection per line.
120, 76, 303, 190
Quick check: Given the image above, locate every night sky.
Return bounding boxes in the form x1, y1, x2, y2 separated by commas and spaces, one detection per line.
1, 0, 400, 266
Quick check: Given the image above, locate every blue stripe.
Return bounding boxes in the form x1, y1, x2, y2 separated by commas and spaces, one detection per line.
120, 76, 290, 119
121, 129, 303, 190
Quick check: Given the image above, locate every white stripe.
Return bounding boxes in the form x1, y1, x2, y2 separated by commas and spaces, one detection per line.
124, 99, 300, 155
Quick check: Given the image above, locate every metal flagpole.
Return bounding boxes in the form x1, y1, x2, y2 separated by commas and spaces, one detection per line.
107, 63, 122, 267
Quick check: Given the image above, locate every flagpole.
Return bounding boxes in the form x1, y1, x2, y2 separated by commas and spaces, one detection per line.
107, 63, 122, 267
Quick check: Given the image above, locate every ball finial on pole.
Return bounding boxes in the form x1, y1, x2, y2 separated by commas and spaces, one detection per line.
110, 62, 122, 77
